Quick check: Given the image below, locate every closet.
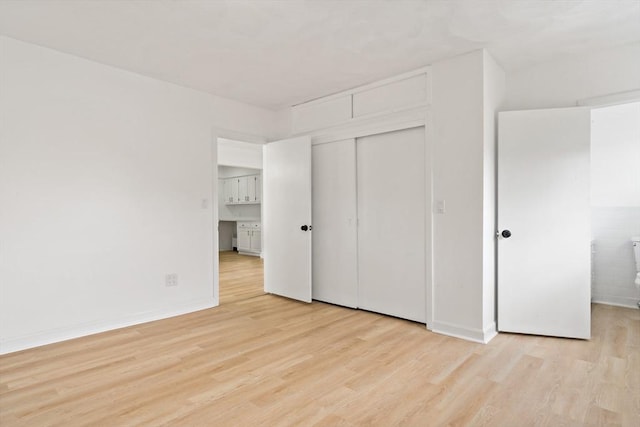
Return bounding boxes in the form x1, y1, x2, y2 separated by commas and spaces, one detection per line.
312, 126, 427, 323
312, 139, 358, 308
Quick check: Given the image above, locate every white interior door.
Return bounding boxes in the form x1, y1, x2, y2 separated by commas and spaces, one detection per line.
498, 107, 591, 339
312, 139, 358, 308
357, 127, 426, 323
263, 136, 312, 302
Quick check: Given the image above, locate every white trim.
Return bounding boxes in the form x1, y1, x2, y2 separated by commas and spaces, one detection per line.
577, 89, 640, 107
0, 298, 216, 355
211, 129, 220, 307
431, 320, 498, 344
352, 101, 429, 122
292, 66, 431, 108
307, 106, 428, 145
425, 108, 434, 330
592, 295, 639, 309
212, 128, 266, 144
483, 322, 498, 343
293, 101, 429, 137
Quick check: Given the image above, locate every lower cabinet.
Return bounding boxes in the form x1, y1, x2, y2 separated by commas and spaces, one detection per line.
237, 222, 261, 256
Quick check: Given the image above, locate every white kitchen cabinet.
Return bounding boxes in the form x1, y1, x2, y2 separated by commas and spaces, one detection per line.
224, 178, 239, 204
249, 229, 261, 252
237, 224, 251, 250
224, 174, 261, 204
237, 176, 249, 203
247, 175, 261, 203
237, 221, 261, 255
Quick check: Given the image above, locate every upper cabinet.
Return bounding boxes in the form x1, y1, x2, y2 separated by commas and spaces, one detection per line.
291, 69, 430, 134
224, 174, 261, 205
224, 177, 238, 204
246, 175, 261, 203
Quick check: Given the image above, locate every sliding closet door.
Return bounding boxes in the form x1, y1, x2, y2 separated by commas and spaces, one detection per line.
357, 127, 426, 323
312, 139, 358, 307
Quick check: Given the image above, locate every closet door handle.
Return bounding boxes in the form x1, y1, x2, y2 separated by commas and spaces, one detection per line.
301, 225, 308, 231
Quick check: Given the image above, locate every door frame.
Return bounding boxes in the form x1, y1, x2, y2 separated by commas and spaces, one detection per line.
211, 129, 266, 307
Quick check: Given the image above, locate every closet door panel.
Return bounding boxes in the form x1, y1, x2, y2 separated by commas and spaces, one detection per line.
357, 127, 426, 322
312, 139, 358, 308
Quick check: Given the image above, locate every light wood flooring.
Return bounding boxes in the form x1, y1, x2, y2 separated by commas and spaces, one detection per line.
219, 251, 264, 304
1, 252, 638, 426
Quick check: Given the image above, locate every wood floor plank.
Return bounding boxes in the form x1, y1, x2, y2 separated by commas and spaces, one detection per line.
1, 252, 638, 426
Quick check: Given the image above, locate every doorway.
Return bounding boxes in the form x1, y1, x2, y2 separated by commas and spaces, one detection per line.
497, 99, 640, 339
590, 101, 640, 308
216, 137, 265, 304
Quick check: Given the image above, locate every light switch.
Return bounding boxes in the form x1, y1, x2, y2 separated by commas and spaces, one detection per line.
201, 198, 209, 209
436, 199, 446, 214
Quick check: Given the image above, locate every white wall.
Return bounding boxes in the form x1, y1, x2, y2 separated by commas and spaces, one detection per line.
591, 102, 640, 207
271, 108, 294, 141
592, 208, 640, 307
218, 138, 264, 168
0, 36, 277, 354
431, 50, 504, 342
505, 42, 640, 110
590, 102, 640, 308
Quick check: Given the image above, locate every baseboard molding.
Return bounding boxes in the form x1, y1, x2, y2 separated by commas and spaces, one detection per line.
238, 250, 261, 257
0, 298, 217, 355
592, 295, 639, 309
431, 320, 497, 344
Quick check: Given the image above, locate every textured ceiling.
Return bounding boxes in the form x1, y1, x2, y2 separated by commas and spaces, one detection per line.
0, 0, 638, 109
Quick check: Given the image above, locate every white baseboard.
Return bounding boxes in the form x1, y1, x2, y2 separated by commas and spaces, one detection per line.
592, 294, 639, 309
431, 320, 497, 344
238, 250, 261, 257
0, 298, 217, 355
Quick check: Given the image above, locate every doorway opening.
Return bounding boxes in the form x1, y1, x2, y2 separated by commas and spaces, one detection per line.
496, 99, 640, 339
590, 101, 640, 308
217, 137, 265, 304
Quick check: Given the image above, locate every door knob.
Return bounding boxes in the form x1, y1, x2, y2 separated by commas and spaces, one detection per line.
301, 225, 308, 231
501, 230, 512, 238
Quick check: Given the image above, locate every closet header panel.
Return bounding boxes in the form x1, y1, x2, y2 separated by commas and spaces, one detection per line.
291, 68, 430, 134
353, 74, 427, 118
292, 96, 352, 134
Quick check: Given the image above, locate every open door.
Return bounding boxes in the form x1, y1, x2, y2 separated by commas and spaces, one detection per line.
263, 136, 312, 302
498, 107, 591, 339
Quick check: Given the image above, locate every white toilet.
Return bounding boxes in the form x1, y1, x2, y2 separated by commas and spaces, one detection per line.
633, 237, 640, 308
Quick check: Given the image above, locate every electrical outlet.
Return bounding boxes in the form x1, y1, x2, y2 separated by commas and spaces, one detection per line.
165, 273, 178, 287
